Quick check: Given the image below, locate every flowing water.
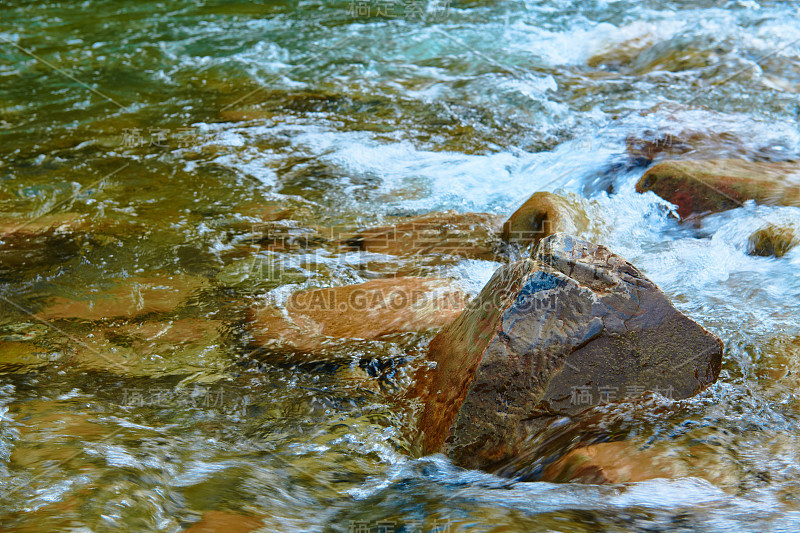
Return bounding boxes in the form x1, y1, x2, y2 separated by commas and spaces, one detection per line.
2, 0, 800, 531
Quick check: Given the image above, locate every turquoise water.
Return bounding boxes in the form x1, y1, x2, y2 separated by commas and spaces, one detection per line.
2, 0, 800, 531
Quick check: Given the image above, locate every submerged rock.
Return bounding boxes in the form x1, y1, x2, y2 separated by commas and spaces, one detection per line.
0, 213, 87, 273
587, 33, 655, 69
183, 511, 264, 533
340, 211, 504, 260
9, 398, 109, 472
636, 159, 800, 219
541, 441, 675, 484
239, 220, 324, 252
409, 233, 723, 471
501, 192, 588, 248
625, 130, 754, 167
0, 213, 87, 236
0, 341, 47, 373
754, 336, 800, 383
248, 277, 469, 353
747, 224, 798, 258
540, 440, 736, 487
0, 213, 138, 274
20, 318, 228, 377
38, 274, 208, 321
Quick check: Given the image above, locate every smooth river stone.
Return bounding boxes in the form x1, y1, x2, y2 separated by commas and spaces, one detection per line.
540, 440, 737, 487
747, 224, 798, 258
339, 211, 504, 260
248, 277, 469, 353
501, 191, 588, 247
409, 233, 723, 471
636, 159, 800, 219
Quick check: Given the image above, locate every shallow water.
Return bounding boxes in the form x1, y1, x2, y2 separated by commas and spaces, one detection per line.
2, 0, 800, 531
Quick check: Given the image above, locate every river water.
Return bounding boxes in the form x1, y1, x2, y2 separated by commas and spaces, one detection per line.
2, 0, 800, 531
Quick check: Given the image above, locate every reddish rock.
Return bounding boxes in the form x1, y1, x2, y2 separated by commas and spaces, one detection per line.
501, 192, 588, 247
249, 277, 469, 353
0, 213, 88, 271
636, 159, 800, 219
409, 233, 723, 471
340, 211, 503, 260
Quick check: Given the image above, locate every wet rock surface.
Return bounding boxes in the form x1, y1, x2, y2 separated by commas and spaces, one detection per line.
540, 440, 736, 487
541, 441, 676, 484
248, 277, 469, 354
67, 318, 227, 376
636, 159, 800, 219
501, 192, 588, 247
410, 233, 723, 471
0, 318, 228, 377
747, 224, 798, 258
0, 213, 142, 276
339, 211, 504, 260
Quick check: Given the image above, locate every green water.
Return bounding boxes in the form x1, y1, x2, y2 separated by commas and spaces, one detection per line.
2, 0, 800, 531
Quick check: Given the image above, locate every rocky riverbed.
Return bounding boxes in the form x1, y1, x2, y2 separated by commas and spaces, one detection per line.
3, 0, 800, 531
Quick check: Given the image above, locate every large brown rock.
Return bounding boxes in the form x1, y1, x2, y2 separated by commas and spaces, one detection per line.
502, 192, 588, 248
409, 233, 723, 471
636, 159, 800, 219
248, 277, 469, 353
340, 211, 504, 260
587, 33, 655, 69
